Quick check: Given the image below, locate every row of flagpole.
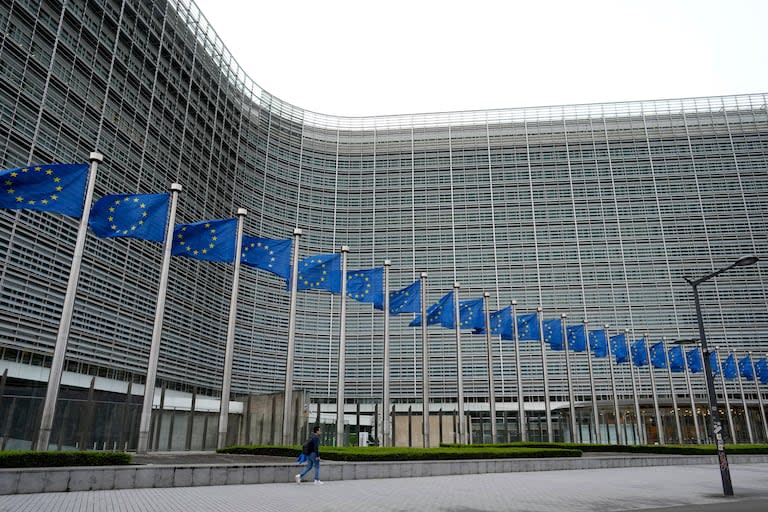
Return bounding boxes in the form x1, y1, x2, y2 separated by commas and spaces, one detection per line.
1, 156, 258, 451
2, 156, 767, 451
308, 249, 768, 447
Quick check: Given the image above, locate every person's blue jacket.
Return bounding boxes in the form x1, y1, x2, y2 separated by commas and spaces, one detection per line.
308, 434, 320, 456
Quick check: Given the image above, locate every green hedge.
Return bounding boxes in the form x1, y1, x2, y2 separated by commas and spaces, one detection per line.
439, 442, 768, 456
219, 444, 302, 457
218, 444, 582, 461
0, 450, 133, 468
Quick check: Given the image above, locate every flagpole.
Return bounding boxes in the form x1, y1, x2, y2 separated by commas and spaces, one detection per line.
419, 272, 430, 447
538, 307, 552, 442
217, 208, 247, 450
662, 338, 683, 444
749, 351, 768, 442
626, 329, 645, 445
382, 260, 391, 447
734, 351, 754, 444
583, 320, 600, 443
714, 346, 737, 443
683, 346, 702, 444
605, 325, 622, 445
281, 227, 302, 445
453, 283, 465, 445
482, 292, 497, 443
35, 152, 102, 451
643, 333, 664, 444
561, 314, 577, 443
335, 246, 350, 447
511, 301, 527, 442
136, 182, 182, 454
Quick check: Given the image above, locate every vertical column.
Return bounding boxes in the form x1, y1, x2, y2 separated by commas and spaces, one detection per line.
584, 320, 601, 443
561, 314, 577, 442
627, 329, 645, 444
0, 369, 6, 444
36, 152, 102, 451
382, 260, 391, 447
643, 334, 664, 444
538, 307, 552, 442
714, 347, 737, 443
420, 272, 430, 447
185, 387, 197, 450
281, 228, 302, 445
605, 326, 622, 444
454, 283, 465, 444
749, 352, 768, 442
335, 246, 350, 447
511, 301, 526, 441
662, 338, 683, 443
217, 208, 247, 450
682, 346, 702, 444
734, 351, 754, 444
137, 182, 183, 454
482, 292, 497, 443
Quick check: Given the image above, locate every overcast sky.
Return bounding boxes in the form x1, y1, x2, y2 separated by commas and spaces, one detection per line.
193, 0, 767, 117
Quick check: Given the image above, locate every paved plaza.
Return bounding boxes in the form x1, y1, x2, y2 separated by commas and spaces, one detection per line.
1, 463, 767, 512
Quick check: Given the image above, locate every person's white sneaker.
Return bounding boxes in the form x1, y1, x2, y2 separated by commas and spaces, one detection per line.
294, 474, 301, 484
313, 480, 324, 485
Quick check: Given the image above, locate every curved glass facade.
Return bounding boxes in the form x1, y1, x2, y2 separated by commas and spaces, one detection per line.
1, 0, 767, 421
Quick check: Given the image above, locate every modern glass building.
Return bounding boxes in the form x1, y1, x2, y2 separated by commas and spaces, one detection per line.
0, 0, 766, 448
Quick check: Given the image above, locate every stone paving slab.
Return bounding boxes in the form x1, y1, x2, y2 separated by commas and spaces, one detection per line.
1, 463, 767, 511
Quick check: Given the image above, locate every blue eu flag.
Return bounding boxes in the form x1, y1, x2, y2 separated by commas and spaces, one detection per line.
1, 163, 89, 218
631, 339, 648, 366
410, 291, 453, 327
668, 345, 685, 373
543, 319, 564, 350
494, 306, 513, 338
89, 193, 170, 242
379, 279, 421, 315
172, 218, 238, 262
347, 267, 384, 305
241, 236, 292, 279
687, 348, 703, 373
566, 324, 587, 352
610, 333, 629, 364
755, 358, 768, 385
292, 253, 342, 293
475, 306, 511, 338
738, 354, 754, 381
517, 312, 540, 341
445, 298, 485, 330
709, 352, 720, 376
722, 353, 738, 381
650, 341, 667, 369
588, 330, 608, 358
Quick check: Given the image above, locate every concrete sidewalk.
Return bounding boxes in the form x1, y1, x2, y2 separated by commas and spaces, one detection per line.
1, 463, 767, 511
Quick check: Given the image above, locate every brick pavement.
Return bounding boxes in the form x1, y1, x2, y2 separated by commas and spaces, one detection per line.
1, 463, 767, 512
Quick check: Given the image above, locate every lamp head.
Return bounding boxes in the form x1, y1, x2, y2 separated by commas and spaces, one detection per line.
735, 255, 759, 267
672, 338, 699, 345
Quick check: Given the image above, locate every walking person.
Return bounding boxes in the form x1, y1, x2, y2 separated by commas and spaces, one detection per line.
296, 426, 323, 485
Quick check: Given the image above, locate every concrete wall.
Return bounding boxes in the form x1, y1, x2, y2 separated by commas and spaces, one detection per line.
3, 455, 768, 495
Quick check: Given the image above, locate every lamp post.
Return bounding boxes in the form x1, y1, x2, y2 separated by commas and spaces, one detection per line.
682, 255, 759, 497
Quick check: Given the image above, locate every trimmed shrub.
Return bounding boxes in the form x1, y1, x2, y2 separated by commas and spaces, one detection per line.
0, 450, 133, 468
219, 445, 302, 457
439, 442, 768, 456
218, 445, 581, 461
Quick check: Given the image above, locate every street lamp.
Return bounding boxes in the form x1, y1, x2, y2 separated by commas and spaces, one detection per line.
682, 255, 759, 497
